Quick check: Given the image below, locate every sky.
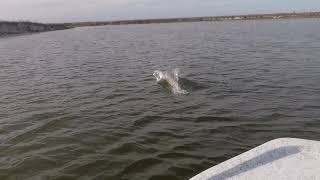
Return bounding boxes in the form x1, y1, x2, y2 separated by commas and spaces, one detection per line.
0, 0, 319, 23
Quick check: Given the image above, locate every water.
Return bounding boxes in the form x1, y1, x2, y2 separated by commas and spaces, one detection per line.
1, 19, 320, 180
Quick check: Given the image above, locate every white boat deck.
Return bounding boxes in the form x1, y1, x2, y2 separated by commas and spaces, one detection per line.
190, 138, 320, 180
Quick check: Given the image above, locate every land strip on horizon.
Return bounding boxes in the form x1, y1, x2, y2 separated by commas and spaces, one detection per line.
1, 12, 320, 36
65, 11, 320, 27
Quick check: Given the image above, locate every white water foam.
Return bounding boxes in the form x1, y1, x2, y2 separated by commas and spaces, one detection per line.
153, 68, 188, 95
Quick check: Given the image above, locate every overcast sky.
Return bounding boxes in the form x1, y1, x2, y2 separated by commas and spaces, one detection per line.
1, 0, 319, 23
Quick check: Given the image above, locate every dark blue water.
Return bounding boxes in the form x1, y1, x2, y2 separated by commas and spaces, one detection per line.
0, 19, 320, 180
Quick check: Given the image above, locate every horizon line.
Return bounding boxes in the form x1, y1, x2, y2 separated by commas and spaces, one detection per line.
1, 11, 320, 24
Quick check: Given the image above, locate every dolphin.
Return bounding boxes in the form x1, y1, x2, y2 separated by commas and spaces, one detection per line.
153, 68, 188, 95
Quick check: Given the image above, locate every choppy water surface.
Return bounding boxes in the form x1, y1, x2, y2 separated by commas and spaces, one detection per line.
1, 19, 320, 180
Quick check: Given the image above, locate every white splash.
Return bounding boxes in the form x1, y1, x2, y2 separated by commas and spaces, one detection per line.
153, 68, 188, 95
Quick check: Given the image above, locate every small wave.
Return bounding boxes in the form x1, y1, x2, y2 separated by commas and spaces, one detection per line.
153, 68, 188, 95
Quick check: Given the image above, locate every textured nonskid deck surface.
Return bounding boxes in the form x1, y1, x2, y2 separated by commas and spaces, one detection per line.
191, 138, 320, 180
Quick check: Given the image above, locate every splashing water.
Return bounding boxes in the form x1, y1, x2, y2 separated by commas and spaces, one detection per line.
153, 68, 188, 95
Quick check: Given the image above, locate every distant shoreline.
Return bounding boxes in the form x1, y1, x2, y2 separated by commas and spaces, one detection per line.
65, 12, 320, 27
0, 21, 69, 36
1, 12, 320, 36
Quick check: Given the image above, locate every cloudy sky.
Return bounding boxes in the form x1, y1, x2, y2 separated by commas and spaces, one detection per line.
1, 0, 319, 23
